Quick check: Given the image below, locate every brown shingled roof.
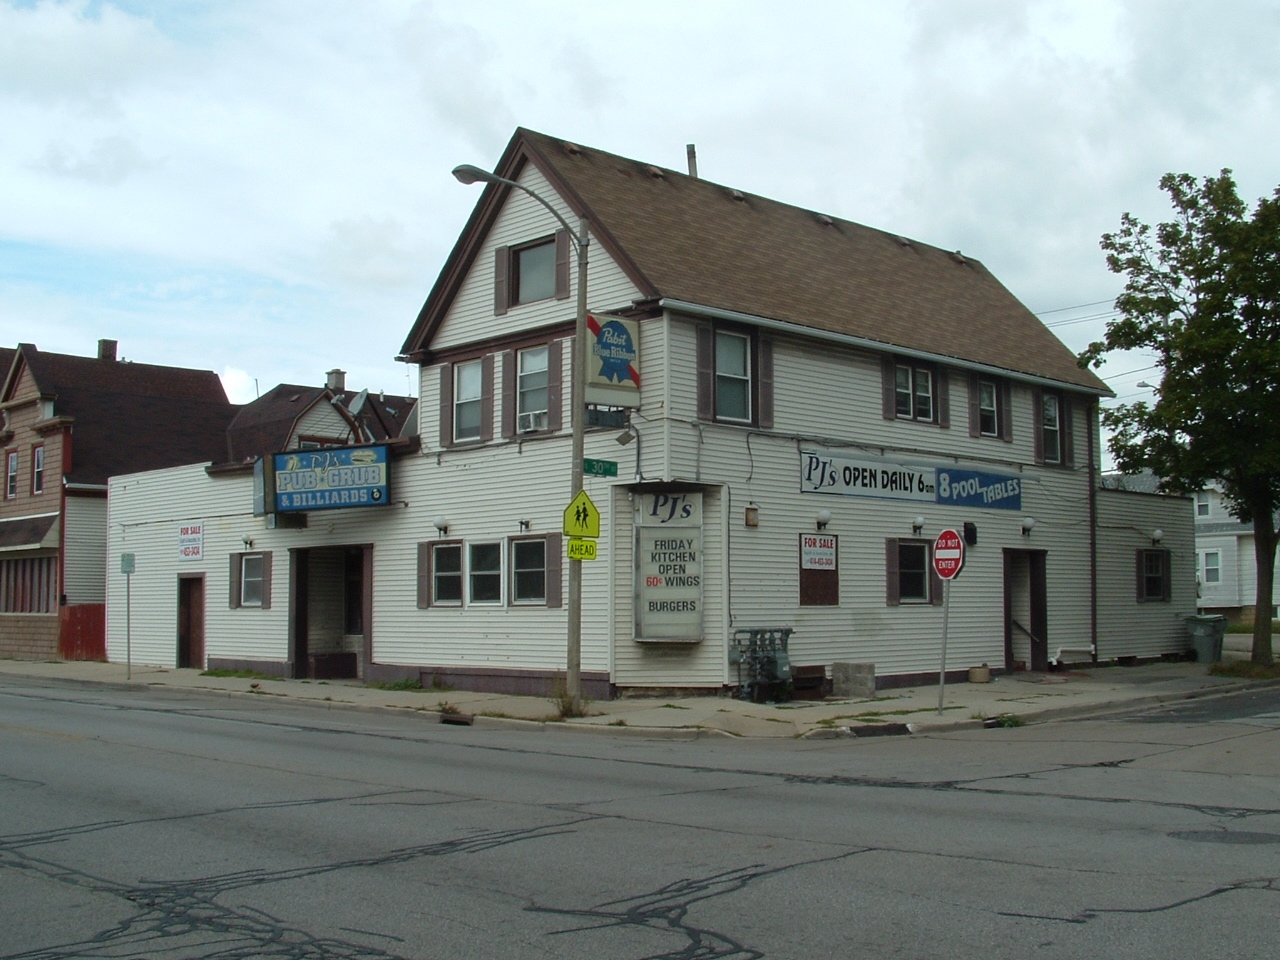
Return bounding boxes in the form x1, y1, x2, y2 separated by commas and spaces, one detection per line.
403, 128, 1107, 394
8, 344, 235, 485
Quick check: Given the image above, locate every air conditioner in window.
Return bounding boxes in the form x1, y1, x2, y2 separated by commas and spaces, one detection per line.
517, 411, 548, 433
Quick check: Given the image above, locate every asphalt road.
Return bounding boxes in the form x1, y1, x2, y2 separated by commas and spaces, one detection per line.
2, 677, 1277, 960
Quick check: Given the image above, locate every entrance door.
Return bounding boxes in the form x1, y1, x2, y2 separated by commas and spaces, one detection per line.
1003, 550, 1048, 671
177, 576, 205, 669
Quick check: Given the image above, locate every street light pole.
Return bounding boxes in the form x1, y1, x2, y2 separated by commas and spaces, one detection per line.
453, 164, 589, 707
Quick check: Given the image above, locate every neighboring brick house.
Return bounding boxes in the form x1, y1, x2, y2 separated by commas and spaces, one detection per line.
0, 340, 234, 660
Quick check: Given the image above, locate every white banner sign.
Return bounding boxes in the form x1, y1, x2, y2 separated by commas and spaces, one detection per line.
800, 533, 837, 570
635, 491, 702, 641
178, 522, 204, 561
800, 450, 936, 502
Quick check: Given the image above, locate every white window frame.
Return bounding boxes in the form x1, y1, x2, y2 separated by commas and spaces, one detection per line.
32, 445, 45, 495
895, 364, 934, 422
468, 541, 503, 605
513, 237, 556, 305
714, 330, 752, 423
510, 537, 547, 604
1195, 492, 1211, 517
517, 345, 549, 433
1201, 550, 1221, 584
431, 542, 463, 606
5, 450, 17, 499
1040, 394, 1062, 464
240, 554, 265, 607
453, 359, 483, 442
978, 379, 999, 437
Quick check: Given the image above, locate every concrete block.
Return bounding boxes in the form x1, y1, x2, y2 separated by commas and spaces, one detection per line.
832, 662, 876, 699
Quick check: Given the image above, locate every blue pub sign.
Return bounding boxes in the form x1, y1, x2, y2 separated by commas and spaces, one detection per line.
272, 446, 389, 513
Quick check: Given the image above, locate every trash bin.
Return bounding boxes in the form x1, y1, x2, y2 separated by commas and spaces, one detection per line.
1185, 615, 1228, 663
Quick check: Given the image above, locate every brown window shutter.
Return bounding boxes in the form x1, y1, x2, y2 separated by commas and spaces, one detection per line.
696, 325, 714, 420
260, 552, 273, 610
1000, 381, 1013, 442
547, 340, 563, 432
1032, 387, 1044, 463
500, 350, 515, 438
545, 533, 563, 608
417, 542, 431, 608
554, 229, 570, 300
931, 564, 944, 606
758, 336, 774, 429
480, 354, 494, 442
885, 539, 900, 606
881, 355, 896, 419
439, 363, 454, 447
494, 246, 510, 315
1063, 395, 1075, 467
229, 553, 241, 608
936, 367, 950, 428
968, 373, 981, 438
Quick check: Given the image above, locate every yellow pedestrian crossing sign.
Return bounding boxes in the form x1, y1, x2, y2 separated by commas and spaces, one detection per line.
563, 490, 600, 539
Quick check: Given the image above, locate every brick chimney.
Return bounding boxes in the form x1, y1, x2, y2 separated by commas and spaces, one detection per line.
98, 339, 118, 361
326, 368, 346, 393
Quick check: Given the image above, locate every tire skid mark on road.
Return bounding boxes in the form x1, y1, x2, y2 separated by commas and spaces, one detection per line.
0, 819, 586, 960
527, 852, 868, 960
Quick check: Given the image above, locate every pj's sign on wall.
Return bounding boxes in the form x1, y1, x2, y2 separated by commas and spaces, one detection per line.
800, 449, 1022, 511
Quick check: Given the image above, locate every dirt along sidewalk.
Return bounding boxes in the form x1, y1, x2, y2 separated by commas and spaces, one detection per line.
3, 644, 1275, 739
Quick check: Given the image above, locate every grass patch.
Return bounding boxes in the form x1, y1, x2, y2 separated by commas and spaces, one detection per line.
201, 669, 281, 681
437, 701, 461, 715
549, 680, 590, 719
609, 718, 628, 726
364, 676, 423, 691
659, 703, 690, 710
1225, 621, 1278, 634
1210, 660, 1280, 680
989, 713, 1025, 728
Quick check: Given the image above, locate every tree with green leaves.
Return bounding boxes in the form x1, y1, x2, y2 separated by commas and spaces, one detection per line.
1082, 170, 1280, 665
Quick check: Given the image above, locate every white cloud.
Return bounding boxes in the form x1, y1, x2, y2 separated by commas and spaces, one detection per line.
220, 366, 257, 404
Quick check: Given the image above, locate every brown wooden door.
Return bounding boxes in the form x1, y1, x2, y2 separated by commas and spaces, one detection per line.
177, 576, 205, 669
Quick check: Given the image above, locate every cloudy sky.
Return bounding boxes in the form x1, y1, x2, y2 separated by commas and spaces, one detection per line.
2, 0, 1278, 421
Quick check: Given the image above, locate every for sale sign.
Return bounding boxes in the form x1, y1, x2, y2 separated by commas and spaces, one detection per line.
933, 528, 965, 580
178, 522, 204, 561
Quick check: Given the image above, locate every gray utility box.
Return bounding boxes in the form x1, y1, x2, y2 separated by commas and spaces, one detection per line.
1185, 614, 1228, 664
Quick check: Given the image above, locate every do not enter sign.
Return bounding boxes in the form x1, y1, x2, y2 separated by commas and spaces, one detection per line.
933, 528, 965, 580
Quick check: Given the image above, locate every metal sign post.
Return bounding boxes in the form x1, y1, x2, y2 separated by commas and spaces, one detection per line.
932, 529, 965, 714
121, 553, 136, 680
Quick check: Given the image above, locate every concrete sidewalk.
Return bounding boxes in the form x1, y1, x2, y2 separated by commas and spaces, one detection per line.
2, 636, 1275, 740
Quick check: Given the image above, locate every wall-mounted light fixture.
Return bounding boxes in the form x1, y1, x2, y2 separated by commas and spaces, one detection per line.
1151, 528, 1164, 545
912, 516, 925, 536
815, 508, 832, 531
433, 516, 449, 536
744, 503, 759, 528
518, 519, 532, 531
241, 535, 254, 549
1021, 516, 1036, 537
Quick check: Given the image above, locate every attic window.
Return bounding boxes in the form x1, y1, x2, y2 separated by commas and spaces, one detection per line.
289, 394, 301, 402
645, 165, 666, 180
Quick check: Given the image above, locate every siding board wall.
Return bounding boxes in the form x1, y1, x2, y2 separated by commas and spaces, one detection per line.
63, 495, 107, 603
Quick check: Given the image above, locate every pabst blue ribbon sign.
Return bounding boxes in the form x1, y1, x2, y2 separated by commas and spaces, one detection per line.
586, 313, 641, 407
800, 450, 1021, 511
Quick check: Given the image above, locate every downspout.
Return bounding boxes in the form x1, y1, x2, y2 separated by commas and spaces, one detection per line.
1087, 401, 1099, 662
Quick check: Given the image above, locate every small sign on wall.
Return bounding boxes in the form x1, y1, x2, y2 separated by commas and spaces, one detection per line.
635, 491, 703, 641
799, 533, 838, 606
178, 522, 204, 561
800, 534, 837, 569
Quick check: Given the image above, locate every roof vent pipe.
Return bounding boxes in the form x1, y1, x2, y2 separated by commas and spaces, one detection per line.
98, 339, 118, 362
686, 144, 698, 179
326, 368, 346, 393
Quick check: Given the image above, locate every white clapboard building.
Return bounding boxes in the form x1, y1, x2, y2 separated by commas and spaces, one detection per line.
106, 129, 1195, 695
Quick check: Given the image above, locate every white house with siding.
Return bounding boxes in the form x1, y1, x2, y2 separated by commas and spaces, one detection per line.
106, 129, 1196, 694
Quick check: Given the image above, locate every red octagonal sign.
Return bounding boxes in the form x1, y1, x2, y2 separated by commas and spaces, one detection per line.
933, 528, 965, 580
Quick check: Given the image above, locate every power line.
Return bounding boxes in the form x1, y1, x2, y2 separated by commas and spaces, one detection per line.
1033, 298, 1116, 317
